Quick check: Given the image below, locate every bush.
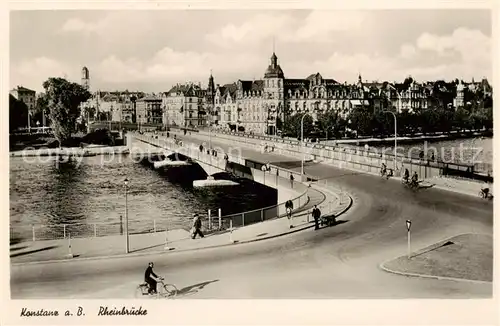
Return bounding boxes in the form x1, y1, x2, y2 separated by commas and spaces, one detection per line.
81, 129, 115, 146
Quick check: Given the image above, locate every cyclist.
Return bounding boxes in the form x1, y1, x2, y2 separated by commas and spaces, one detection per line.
403, 168, 410, 184
380, 163, 387, 177
144, 262, 160, 294
411, 171, 419, 187
481, 182, 490, 198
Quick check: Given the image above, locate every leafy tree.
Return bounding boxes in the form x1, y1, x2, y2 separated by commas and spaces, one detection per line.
283, 113, 313, 139
43, 77, 91, 145
29, 93, 54, 128
9, 94, 29, 132
453, 107, 471, 130
347, 107, 373, 136
317, 110, 346, 139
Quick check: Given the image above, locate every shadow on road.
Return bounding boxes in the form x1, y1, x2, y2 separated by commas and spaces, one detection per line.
176, 279, 219, 297
10, 245, 28, 252
10, 245, 59, 258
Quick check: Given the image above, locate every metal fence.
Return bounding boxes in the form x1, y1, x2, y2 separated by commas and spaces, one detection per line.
9, 218, 177, 242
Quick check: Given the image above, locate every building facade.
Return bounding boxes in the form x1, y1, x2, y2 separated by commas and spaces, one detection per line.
136, 96, 163, 124
163, 82, 207, 128
10, 86, 36, 111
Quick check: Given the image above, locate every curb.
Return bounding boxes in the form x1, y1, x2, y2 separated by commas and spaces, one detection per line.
12, 185, 354, 267
378, 232, 493, 285
379, 263, 492, 285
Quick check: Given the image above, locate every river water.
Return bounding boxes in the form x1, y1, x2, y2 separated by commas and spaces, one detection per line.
10, 154, 276, 240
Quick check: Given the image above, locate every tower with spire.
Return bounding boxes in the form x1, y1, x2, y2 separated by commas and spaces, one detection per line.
81, 66, 90, 90
263, 49, 285, 135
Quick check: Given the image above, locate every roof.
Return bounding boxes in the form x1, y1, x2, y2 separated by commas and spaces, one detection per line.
264, 64, 284, 78
239, 80, 264, 93
137, 96, 162, 102
167, 83, 203, 97
13, 86, 35, 93
222, 83, 238, 98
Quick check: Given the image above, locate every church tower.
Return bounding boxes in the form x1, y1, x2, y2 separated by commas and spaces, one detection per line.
81, 66, 90, 90
263, 52, 285, 135
207, 70, 215, 105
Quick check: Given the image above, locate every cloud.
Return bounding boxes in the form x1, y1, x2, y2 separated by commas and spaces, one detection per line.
61, 18, 94, 33
95, 47, 264, 86
294, 11, 366, 40
205, 10, 366, 47
205, 13, 295, 47
60, 12, 154, 38
400, 43, 416, 59
10, 57, 76, 92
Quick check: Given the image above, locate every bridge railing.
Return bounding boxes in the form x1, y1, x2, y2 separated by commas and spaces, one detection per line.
10, 219, 177, 242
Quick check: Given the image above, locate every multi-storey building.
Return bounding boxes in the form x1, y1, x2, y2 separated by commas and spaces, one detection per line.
163, 82, 207, 128
10, 86, 36, 111
136, 96, 163, 124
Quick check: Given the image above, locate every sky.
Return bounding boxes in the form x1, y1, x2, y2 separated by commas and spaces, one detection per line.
9, 9, 492, 93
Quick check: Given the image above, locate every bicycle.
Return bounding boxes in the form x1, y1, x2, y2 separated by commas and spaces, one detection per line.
135, 277, 178, 299
478, 189, 493, 200
403, 179, 419, 191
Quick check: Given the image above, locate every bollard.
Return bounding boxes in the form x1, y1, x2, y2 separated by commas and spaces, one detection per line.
218, 208, 222, 230
242, 213, 245, 227
120, 215, 123, 235
63, 224, 66, 239
164, 228, 173, 250
32, 225, 35, 242
229, 219, 234, 243
94, 224, 97, 238
153, 220, 156, 233
261, 209, 264, 222
208, 209, 212, 230
66, 233, 74, 258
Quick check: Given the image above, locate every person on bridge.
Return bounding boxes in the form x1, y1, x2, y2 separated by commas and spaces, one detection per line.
144, 262, 160, 294
312, 205, 321, 230
290, 174, 295, 188
191, 214, 204, 239
285, 200, 294, 219
411, 171, 419, 186
403, 168, 410, 183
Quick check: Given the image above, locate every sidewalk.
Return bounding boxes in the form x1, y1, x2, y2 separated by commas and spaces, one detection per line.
423, 176, 492, 198
11, 183, 352, 265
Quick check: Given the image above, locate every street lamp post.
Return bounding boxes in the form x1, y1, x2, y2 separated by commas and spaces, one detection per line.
300, 113, 311, 178
383, 110, 398, 172
124, 178, 129, 254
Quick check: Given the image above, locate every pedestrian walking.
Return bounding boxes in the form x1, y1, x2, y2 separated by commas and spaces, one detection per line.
285, 200, 293, 219
290, 174, 295, 188
312, 205, 321, 230
191, 213, 204, 239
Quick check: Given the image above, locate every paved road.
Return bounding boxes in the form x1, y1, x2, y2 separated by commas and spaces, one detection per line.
11, 133, 493, 299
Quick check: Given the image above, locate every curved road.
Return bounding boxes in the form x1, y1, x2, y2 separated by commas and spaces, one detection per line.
11, 134, 493, 299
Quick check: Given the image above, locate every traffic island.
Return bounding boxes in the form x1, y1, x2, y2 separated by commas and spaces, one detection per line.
380, 233, 493, 283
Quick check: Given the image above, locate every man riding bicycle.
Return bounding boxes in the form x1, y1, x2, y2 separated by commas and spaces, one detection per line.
403, 168, 410, 183
380, 163, 387, 176
144, 262, 161, 294
411, 171, 419, 187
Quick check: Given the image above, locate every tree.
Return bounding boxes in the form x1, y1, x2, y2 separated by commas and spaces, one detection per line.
282, 113, 313, 139
347, 106, 373, 136
43, 77, 91, 145
9, 94, 28, 132
317, 110, 346, 139
31, 93, 49, 126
